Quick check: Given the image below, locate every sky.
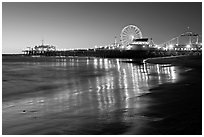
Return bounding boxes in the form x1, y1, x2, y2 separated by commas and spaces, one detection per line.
2, 2, 202, 53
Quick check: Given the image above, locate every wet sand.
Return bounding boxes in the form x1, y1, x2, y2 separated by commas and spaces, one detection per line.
141, 55, 202, 134
144, 55, 202, 68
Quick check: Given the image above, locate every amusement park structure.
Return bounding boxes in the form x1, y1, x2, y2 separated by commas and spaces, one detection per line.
118, 25, 201, 51
22, 24, 201, 56
120, 25, 143, 47
158, 27, 202, 51
116, 24, 155, 50
22, 40, 56, 55
97, 24, 155, 50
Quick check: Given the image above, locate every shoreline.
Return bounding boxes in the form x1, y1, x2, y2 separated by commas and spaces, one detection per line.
144, 55, 202, 68
139, 55, 202, 134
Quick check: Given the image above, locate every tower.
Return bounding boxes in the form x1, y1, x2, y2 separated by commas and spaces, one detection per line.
42, 39, 44, 46
114, 36, 117, 46
187, 27, 192, 45
149, 38, 155, 47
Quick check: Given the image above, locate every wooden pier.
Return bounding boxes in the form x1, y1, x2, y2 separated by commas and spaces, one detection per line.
22, 49, 202, 59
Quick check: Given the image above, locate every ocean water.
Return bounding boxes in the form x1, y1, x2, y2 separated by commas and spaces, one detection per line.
2, 56, 179, 135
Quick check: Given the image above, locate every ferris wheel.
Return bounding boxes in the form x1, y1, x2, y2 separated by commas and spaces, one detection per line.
120, 25, 143, 46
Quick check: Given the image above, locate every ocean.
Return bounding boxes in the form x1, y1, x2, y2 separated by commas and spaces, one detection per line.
2, 56, 180, 135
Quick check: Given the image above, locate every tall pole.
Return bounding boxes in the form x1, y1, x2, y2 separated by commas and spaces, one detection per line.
187, 27, 191, 45
114, 36, 117, 46
42, 39, 44, 46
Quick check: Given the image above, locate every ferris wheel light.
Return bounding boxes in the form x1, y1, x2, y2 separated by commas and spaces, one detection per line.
131, 35, 134, 41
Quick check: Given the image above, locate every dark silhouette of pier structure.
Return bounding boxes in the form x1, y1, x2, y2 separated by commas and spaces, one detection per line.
22, 26, 202, 59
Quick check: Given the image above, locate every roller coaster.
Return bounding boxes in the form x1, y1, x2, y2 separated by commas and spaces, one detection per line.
158, 27, 202, 51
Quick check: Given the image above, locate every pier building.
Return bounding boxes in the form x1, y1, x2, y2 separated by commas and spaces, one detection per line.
159, 27, 202, 51
127, 38, 156, 50
22, 40, 56, 55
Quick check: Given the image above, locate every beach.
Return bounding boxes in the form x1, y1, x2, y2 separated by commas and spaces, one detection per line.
2, 55, 202, 135
2, 1, 202, 135
140, 55, 202, 134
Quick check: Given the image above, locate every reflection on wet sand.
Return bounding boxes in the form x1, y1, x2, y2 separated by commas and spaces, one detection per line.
3, 57, 179, 134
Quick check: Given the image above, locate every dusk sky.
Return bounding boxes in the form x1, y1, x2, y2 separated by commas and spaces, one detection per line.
2, 2, 202, 53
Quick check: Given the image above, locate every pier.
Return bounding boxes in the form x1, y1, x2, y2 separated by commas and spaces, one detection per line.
22, 25, 202, 59
21, 49, 201, 60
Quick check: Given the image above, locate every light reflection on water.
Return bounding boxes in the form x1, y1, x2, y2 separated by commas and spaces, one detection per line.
2, 57, 179, 134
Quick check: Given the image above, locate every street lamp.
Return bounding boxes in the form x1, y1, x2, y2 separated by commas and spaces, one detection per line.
186, 44, 191, 48
169, 44, 174, 50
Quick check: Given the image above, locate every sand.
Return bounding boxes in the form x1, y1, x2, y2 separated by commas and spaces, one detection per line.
140, 55, 202, 134
144, 55, 202, 68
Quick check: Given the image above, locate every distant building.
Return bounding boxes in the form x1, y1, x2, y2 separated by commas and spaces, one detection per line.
127, 38, 156, 50
168, 43, 202, 51
33, 45, 56, 52
22, 41, 56, 55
